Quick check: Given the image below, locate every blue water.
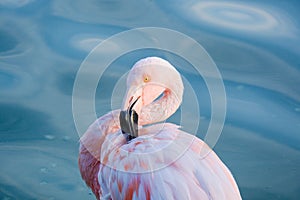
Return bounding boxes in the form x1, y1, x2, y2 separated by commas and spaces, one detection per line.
1, 0, 300, 199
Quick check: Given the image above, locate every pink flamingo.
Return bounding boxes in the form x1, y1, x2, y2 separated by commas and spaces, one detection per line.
78, 57, 242, 200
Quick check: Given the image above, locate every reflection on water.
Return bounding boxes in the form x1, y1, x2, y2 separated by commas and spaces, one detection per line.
0, 0, 299, 199
172, 1, 291, 35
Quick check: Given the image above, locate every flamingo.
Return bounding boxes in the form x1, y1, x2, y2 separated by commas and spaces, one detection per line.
78, 57, 242, 200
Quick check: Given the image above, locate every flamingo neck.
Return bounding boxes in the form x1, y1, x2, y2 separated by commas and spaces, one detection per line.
139, 88, 182, 125
80, 110, 120, 160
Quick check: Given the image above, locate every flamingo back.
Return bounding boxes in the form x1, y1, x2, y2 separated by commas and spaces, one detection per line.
98, 123, 241, 200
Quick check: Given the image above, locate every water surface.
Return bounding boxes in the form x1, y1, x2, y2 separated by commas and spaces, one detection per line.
0, 0, 300, 199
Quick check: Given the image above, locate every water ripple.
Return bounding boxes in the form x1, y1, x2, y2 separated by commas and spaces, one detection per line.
0, 0, 35, 8
191, 2, 278, 32
0, 63, 38, 98
161, 1, 297, 37
41, 17, 125, 59
0, 104, 56, 141
0, 30, 18, 53
51, 0, 158, 27
201, 36, 300, 102
0, 143, 92, 199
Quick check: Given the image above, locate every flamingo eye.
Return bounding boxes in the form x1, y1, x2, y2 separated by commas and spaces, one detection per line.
143, 75, 150, 83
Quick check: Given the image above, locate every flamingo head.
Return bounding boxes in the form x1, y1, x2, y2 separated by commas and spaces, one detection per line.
122, 57, 184, 126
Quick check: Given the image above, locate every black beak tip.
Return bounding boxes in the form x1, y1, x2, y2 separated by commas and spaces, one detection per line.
119, 100, 139, 142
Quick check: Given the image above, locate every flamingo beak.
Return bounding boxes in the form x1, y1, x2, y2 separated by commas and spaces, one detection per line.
128, 96, 141, 112
122, 84, 165, 117
119, 96, 140, 142
122, 87, 143, 115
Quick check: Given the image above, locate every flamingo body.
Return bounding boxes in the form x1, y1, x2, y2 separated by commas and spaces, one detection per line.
78, 57, 242, 200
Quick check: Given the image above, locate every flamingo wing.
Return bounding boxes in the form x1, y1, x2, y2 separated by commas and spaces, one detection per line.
98, 123, 241, 200
78, 110, 120, 199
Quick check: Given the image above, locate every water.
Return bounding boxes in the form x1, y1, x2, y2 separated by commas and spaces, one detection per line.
0, 0, 300, 199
